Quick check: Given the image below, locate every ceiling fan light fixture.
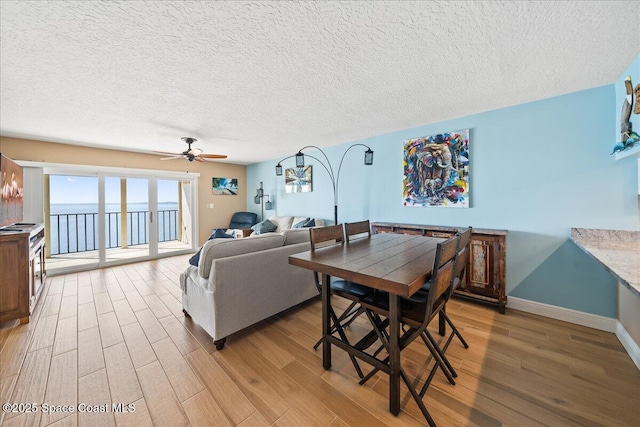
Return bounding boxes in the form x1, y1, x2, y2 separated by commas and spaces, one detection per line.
156, 137, 227, 162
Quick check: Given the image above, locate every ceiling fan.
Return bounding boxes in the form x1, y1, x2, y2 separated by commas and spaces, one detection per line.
157, 137, 227, 162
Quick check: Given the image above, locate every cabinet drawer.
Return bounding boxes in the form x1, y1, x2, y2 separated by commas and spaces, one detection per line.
372, 225, 394, 234
396, 228, 424, 236
424, 230, 455, 238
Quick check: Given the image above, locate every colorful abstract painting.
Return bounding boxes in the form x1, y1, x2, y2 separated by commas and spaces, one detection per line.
285, 166, 312, 193
403, 129, 470, 208
212, 177, 238, 195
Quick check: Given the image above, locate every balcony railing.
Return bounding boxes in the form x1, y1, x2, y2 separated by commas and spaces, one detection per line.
49, 210, 179, 255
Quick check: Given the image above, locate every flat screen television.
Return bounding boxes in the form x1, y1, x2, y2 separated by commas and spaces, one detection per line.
0, 153, 24, 227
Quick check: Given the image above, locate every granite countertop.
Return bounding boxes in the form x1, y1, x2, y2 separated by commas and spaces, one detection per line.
571, 228, 640, 297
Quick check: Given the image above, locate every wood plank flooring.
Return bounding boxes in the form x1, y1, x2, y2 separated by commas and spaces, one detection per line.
1, 255, 638, 426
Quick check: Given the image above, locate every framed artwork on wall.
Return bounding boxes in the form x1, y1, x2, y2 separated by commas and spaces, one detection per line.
212, 177, 238, 195
403, 129, 470, 208
285, 166, 312, 193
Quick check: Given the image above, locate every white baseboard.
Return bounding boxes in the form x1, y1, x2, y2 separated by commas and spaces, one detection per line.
616, 321, 640, 371
507, 297, 617, 332
508, 297, 639, 371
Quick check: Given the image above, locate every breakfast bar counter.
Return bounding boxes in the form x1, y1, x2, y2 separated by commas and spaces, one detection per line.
570, 228, 640, 297
571, 227, 640, 369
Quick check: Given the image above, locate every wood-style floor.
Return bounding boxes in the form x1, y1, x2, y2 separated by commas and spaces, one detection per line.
1, 255, 638, 426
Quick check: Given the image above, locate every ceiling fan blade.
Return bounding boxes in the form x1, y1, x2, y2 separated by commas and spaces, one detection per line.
153, 151, 181, 156
160, 155, 183, 160
194, 156, 205, 162
200, 154, 228, 159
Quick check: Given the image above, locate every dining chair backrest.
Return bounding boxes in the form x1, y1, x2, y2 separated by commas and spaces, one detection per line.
310, 224, 344, 252
344, 220, 371, 243
453, 227, 472, 289
419, 234, 459, 331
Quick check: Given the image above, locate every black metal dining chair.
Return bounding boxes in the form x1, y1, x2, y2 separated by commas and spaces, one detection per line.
309, 225, 372, 379
358, 233, 460, 427
335, 220, 373, 328
438, 226, 472, 350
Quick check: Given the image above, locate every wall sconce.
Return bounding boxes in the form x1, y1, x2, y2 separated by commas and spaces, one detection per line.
274, 144, 374, 223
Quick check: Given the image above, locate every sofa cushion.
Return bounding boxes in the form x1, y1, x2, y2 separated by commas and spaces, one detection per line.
198, 233, 285, 278
251, 219, 277, 234
268, 215, 294, 232
303, 218, 316, 227
189, 228, 235, 266
282, 228, 311, 245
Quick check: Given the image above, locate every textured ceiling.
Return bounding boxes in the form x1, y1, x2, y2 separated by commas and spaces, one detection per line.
1, 1, 639, 165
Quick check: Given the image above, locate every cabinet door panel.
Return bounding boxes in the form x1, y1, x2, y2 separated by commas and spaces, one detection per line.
0, 236, 29, 321
469, 239, 490, 288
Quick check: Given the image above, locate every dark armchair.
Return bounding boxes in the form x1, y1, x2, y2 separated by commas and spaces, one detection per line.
228, 211, 258, 229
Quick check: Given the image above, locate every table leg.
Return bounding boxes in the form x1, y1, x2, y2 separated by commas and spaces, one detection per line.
389, 293, 400, 415
322, 273, 332, 369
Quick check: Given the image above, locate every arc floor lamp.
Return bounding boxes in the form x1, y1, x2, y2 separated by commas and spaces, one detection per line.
275, 144, 374, 224
254, 181, 273, 221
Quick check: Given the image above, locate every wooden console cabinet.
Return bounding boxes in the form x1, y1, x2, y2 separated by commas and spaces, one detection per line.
0, 223, 47, 324
371, 222, 508, 313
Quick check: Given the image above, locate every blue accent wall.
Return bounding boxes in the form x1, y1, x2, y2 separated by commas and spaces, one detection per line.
247, 83, 639, 318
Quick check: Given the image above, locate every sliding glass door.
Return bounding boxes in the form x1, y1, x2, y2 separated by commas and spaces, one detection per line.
47, 174, 100, 271
103, 176, 150, 264
157, 179, 193, 256
45, 169, 197, 273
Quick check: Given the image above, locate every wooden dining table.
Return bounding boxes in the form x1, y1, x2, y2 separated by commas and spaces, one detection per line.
289, 232, 445, 415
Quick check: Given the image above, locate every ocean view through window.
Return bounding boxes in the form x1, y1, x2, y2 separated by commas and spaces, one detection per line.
47, 175, 185, 262
49, 201, 179, 254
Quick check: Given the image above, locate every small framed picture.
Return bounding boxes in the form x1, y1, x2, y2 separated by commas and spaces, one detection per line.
212, 177, 238, 195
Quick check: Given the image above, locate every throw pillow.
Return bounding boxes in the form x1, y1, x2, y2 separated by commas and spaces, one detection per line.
292, 217, 310, 228
251, 219, 277, 234
210, 228, 235, 239
189, 228, 234, 266
303, 218, 316, 227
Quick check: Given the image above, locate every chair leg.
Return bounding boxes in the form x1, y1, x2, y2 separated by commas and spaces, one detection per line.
443, 311, 469, 349
420, 332, 456, 385
400, 368, 437, 427
341, 306, 364, 328
358, 309, 391, 386
425, 331, 458, 378
329, 306, 365, 379
313, 302, 364, 350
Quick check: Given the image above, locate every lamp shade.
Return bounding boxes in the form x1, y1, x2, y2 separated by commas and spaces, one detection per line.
275, 164, 283, 176
295, 152, 305, 167
364, 148, 374, 165
254, 195, 261, 204
265, 197, 273, 210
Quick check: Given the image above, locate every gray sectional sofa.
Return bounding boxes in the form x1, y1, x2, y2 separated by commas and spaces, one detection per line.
180, 216, 324, 349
